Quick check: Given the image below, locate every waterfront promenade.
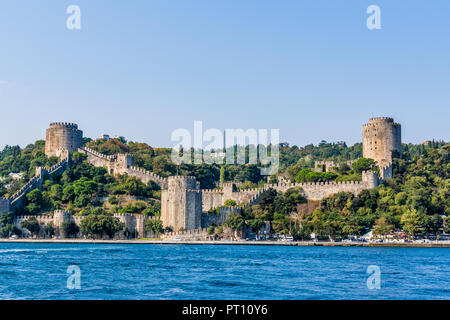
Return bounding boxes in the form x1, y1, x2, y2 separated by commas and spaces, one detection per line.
1, 239, 449, 247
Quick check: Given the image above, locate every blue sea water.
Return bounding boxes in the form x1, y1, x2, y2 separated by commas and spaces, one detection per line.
0, 243, 448, 300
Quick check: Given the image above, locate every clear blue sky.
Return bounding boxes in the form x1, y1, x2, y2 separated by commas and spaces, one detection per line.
0, 0, 449, 149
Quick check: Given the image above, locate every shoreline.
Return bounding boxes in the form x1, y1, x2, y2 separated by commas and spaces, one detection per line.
0, 239, 449, 247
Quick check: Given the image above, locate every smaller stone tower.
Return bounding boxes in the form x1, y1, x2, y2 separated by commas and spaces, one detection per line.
53, 210, 71, 229
362, 171, 379, 189
161, 176, 202, 231
45, 122, 83, 158
362, 117, 401, 166
113, 154, 134, 174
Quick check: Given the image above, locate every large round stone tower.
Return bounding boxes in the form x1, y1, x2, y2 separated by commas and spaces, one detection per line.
362, 117, 401, 166
45, 122, 83, 158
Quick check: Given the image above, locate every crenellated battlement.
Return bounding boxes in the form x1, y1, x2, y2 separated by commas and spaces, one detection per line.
7, 157, 70, 211
15, 215, 54, 221
168, 175, 196, 181
53, 210, 70, 215
265, 180, 364, 188
186, 189, 202, 193
49, 122, 79, 128
202, 189, 223, 194
368, 117, 394, 122
8, 176, 40, 201
239, 187, 260, 193
83, 147, 116, 161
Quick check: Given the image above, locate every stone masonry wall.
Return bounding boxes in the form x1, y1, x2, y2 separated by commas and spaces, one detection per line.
7, 157, 69, 211
363, 117, 401, 166
12, 210, 152, 238
267, 170, 379, 201
160, 176, 201, 231
201, 186, 261, 212
45, 122, 83, 158
201, 206, 242, 228
80, 147, 168, 188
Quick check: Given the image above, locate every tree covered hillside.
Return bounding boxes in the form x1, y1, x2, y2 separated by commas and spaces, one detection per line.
224, 143, 449, 239
1, 137, 448, 239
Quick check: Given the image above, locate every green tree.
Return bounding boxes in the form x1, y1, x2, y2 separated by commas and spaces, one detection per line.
108, 195, 119, 205
49, 184, 62, 201
44, 222, 55, 238
20, 218, 41, 237
26, 189, 43, 205
0, 212, 21, 238
207, 225, 215, 235
295, 169, 338, 183
401, 209, 423, 237
247, 219, 265, 233
352, 158, 376, 173
224, 213, 245, 232
444, 217, 450, 234
372, 217, 395, 237
425, 214, 443, 234
145, 219, 164, 236
223, 199, 237, 207
61, 220, 80, 238
80, 215, 124, 239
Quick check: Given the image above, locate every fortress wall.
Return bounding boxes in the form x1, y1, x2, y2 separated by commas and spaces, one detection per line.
201, 187, 261, 211
8, 158, 70, 211
229, 188, 261, 204
201, 190, 224, 211
113, 213, 151, 238
80, 148, 113, 172
185, 190, 202, 230
45, 122, 83, 158
81, 148, 168, 188
161, 177, 202, 231
14, 214, 60, 233
9, 175, 43, 209
46, 157, 69, 176
13, 211, 150, 239
85, 151, 111, 169
267, 181, 369, 201
160, 189, 169, 228
380, 163, 393, 180
300, 182, 367, 200
161, 187, 186, 231
162, 228, 209, 241
201, 206, 241, 228
126, 166, 168, 188
314, 160, 356, 173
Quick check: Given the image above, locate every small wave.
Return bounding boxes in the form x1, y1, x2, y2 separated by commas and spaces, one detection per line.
162, 288, 187, 295
210, 280, 240, 287
0, 248, 84, 254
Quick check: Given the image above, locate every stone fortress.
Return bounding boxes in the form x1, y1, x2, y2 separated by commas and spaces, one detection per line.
0, 117, 401, 236
363, 117, 401, 179
44, 122, 83, 158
